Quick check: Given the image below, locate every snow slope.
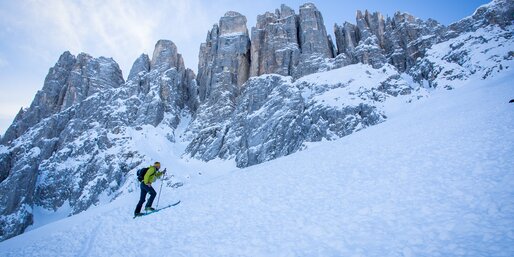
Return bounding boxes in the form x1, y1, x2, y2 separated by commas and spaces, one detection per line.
1, 71, 513, 256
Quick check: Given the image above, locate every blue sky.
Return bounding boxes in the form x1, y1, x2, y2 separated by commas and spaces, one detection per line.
0, 0, 490, 135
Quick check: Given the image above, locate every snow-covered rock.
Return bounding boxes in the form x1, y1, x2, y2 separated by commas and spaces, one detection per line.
0, 40, 197, 241
334, 10, 446, 72
186, 63, 428, 167
0, 52, 125, 241
449, 0, 513, 34
411, 24, 513, 89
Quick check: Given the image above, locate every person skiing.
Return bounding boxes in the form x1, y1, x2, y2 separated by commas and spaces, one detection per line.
134, 161, 166, 217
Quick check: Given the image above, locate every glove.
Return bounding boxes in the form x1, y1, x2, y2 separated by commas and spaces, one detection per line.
162, 168, 167, 175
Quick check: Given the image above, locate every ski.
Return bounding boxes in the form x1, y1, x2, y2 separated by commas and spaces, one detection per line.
133, 200, 181, 218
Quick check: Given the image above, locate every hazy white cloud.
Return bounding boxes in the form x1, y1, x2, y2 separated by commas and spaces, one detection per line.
20, 0, 154, 72
0, 0, 216, 74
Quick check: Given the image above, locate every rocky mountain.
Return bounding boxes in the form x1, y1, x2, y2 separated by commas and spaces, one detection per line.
1, 0, 512, 241
333, 11, 446, 72
0, 40, 197, 241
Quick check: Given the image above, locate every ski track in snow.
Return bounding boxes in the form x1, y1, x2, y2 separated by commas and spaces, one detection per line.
77, 220, 102, 257
1, 74, 514, 256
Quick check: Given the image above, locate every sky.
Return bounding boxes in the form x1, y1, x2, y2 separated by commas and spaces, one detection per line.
0, 0, 491, 135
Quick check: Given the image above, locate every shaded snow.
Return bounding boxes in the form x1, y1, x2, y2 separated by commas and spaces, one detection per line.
25, 201, 72, 232
1, 69, 513, 257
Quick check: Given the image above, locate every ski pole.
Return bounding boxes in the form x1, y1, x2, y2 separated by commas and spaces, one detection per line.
156, 168, 166, 207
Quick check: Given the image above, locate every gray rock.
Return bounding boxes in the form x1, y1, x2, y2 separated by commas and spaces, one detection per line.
1, 52, 75, 145
334, 10, 447, 72
151, 40, 184, 71
250, 4, 300, 77
1, 51, 124, 145
0, 52, 125, 241
219, 11, 249, 35
197, 24, 219, 102
334, 22, 359, 57
384, 13, 446, 72
127, 54, 150, 81
197, 12, 250, 102
59, 53, 125, 111
292, 3, 335, 78
408, 0, 513, 88
220, 75, 305, 167
249, 3, 337, 79
187, 0, 510, 167
130, 40, 199, 127
298, 3, 333, 58
0, 39, 198, 241
449, 0, 513, 33
0, 151, 12, 183
188, 11, 251, 158
410, 21, 513, 89
187, 71, 390, 168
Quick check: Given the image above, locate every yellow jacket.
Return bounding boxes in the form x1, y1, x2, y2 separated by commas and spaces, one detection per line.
143, 166, 164, 185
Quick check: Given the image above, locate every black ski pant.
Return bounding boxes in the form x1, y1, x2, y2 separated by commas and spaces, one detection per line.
135, 182, 157, 214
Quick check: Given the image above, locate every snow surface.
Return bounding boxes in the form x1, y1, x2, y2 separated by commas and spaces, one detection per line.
299, 63, 407, 107
25, 201, 72, 232
422, 25, 513, 89
1, 67, 513, 257
0, 145, 7, 154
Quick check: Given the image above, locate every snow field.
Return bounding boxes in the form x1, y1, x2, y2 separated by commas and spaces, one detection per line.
1, 72, 513, 256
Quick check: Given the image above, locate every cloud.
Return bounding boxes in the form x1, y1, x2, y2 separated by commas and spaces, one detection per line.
0, 0, 215, 74
20, 0, 156, 72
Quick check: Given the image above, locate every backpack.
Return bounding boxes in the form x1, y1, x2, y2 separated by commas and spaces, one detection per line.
137, 167, 149, 182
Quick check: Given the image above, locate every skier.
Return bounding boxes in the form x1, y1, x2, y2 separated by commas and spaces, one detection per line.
134, 161, 166, 217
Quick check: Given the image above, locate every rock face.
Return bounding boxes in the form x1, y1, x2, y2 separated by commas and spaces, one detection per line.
250, 4, 300, 77
333, 0, 512, 74
212, 70, 392, 168
187, 11, 251, 160
410, 0, 513, 88
293, 3, 335, 78
187, 3, 337, 161
410, 24, 513, 90
185, 0, 513, 167
449, 0, 513, 33
189, 61, 430, 168
334, 10, 446, 72
1, 52, 124, 145
249, 3, 335, 78
0, 52, 125, 241
197, 11, 251, 103
130, 40, 199, 127
0, 40, 197, 241
298, 3, 334, 58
